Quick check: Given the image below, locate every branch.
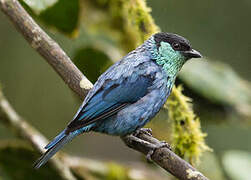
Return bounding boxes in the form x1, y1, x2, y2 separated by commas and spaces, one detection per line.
0, 91, 76, 180
0, 0, 209, 180
0, 0, 92, 100
122, 132, 208, 180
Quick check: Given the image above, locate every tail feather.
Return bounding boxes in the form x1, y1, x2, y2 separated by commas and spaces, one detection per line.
34, 124, 94, 169
45, 129, 66, 149
33, 132, 77, 169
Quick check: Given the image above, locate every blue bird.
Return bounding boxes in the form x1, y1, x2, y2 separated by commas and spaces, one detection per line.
34, 32, 202, 168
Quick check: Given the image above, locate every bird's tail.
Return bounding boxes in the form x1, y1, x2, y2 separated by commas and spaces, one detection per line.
33, 129, 79, 169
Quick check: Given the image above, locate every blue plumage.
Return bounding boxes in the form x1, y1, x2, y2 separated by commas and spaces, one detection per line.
44, 129, 66, 149
34, 32, 202, 169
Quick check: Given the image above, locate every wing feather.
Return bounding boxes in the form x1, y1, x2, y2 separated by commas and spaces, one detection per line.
66, 74, 153, 134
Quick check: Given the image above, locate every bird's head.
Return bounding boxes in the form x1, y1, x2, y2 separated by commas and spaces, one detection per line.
149, 32, 202, 78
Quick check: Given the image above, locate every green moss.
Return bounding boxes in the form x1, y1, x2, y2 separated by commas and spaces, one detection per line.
165, 86, 211, 164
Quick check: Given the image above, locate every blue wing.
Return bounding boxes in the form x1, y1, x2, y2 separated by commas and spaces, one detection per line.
66, 74, 154, 133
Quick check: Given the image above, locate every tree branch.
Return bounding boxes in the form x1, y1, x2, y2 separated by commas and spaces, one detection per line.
122, 132, 208, 180
0, 91, 76, 180
0, 0, 92, 100
0, 0, 209, 180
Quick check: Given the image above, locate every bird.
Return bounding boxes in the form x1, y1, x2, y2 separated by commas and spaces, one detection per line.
34, 32, 202, 168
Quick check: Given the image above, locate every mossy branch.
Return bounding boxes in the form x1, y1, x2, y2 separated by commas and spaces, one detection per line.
0, 0, 209, 179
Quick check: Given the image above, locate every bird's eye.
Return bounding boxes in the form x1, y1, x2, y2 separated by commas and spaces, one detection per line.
172, 42, 180, 50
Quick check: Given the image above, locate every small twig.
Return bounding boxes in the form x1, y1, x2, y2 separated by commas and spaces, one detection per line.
0, 92, 76, 180
0, 0, 209, 179
64, 155, 166, 180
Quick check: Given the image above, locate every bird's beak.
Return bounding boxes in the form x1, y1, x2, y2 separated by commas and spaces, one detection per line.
182, 49, 202, 59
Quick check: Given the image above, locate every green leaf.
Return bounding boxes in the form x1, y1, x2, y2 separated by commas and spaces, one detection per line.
22, 0, 80, 34
179, 60, 251, 117
22, 0, 58, 14
222, 150, 251, 180
38, 0, 79, 34
0, 140, 64, 180
73, 47, 113, 83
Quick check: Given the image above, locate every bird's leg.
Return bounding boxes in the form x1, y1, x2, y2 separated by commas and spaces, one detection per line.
122, 134, 157, 152
126, 129, 172, 162
159, 140, 172, 151
133, 128, 153, 137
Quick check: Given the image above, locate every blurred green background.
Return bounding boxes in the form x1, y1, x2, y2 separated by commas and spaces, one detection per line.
0, 0, 250, 179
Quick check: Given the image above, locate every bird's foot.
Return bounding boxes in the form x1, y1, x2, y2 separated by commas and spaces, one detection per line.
133, 128, 152, 137
146, 140, 172, 162
159, 140, 172, 151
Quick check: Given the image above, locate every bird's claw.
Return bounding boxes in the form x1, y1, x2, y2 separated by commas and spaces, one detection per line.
159, 140, 172, 151
141, 128, 153, 136
133, 128, 152, 137
146, 149, 154, 162
146, 141, 172, 162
